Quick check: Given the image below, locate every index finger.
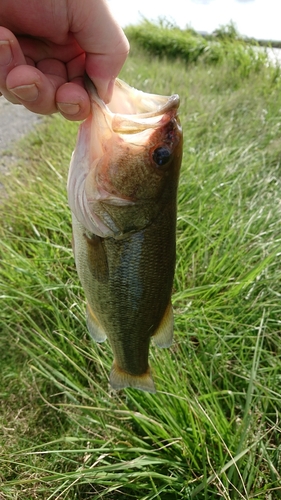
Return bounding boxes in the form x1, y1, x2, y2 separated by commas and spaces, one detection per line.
68, 0, 129, 102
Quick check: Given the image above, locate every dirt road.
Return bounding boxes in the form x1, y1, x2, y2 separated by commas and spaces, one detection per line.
0, 98, 43, 198
0, 98, 42, 169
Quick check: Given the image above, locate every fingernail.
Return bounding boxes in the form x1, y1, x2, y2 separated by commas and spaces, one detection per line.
0, 41, 12, 66
10, 84, 39, 102
57, 102, 80, 115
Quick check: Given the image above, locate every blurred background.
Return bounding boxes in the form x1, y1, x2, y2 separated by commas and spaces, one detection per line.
108, 0, 280, 42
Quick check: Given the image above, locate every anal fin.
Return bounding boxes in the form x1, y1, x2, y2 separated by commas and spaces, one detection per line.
110, 361, 156, 393
86, 303, 107, 343
152, 301, 174, 348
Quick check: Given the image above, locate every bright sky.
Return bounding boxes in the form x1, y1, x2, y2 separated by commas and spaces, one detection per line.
107, 0, 280, 41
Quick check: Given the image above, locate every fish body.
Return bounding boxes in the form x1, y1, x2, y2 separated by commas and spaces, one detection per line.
67, 76, 183, 392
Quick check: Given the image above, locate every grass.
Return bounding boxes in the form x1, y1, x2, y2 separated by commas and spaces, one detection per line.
125, 20, 268, 72
1, 27, 281, 499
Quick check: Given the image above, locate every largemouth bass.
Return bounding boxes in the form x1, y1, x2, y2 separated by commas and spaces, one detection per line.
67, 76, 183, 393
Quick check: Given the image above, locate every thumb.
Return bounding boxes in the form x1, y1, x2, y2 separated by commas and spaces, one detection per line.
68, 0, 129, 102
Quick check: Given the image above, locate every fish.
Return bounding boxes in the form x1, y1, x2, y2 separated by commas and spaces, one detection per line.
67, 75, 183, 393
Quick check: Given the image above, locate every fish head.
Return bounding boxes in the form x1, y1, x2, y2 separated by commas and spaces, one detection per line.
67, 76, 183, 237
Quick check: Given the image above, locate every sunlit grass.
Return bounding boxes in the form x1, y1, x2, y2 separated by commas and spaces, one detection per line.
1, 36, 281, 499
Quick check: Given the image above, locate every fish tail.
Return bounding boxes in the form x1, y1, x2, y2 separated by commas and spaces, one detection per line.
110, 362, 156, 393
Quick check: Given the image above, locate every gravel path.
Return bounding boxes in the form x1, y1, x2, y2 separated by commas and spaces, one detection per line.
0, 99, 42, 170
0, 98, 43, 198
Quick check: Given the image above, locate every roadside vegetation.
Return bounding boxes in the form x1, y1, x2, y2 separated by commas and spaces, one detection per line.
1, 22, 281, 499
125, 20, 268, 71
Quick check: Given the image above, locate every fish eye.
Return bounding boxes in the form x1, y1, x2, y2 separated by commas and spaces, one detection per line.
152, 146, 172, 167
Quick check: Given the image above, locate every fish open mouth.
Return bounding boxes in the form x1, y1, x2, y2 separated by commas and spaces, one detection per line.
85, 74, 180, 135
109, 78, 180, 116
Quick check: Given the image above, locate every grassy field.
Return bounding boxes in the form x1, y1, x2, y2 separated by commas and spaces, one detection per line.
1, 26, 281, 499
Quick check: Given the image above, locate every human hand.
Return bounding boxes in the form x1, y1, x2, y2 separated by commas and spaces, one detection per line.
0, 0, 129, 120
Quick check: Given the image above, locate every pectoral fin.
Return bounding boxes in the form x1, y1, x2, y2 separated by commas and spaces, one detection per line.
83, 232, 109, 282
110, 361, 156, 393
152, 301, 174, 348
86, 303, 107, 343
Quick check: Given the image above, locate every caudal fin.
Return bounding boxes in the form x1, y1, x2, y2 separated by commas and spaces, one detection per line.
110, 361, 156, 393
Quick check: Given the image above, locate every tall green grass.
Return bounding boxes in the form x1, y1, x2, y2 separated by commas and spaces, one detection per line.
125, 20, 268, 74
1, 31, 281, 498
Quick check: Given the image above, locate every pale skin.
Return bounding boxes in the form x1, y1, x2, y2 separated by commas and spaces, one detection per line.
0, 0, 129, 120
